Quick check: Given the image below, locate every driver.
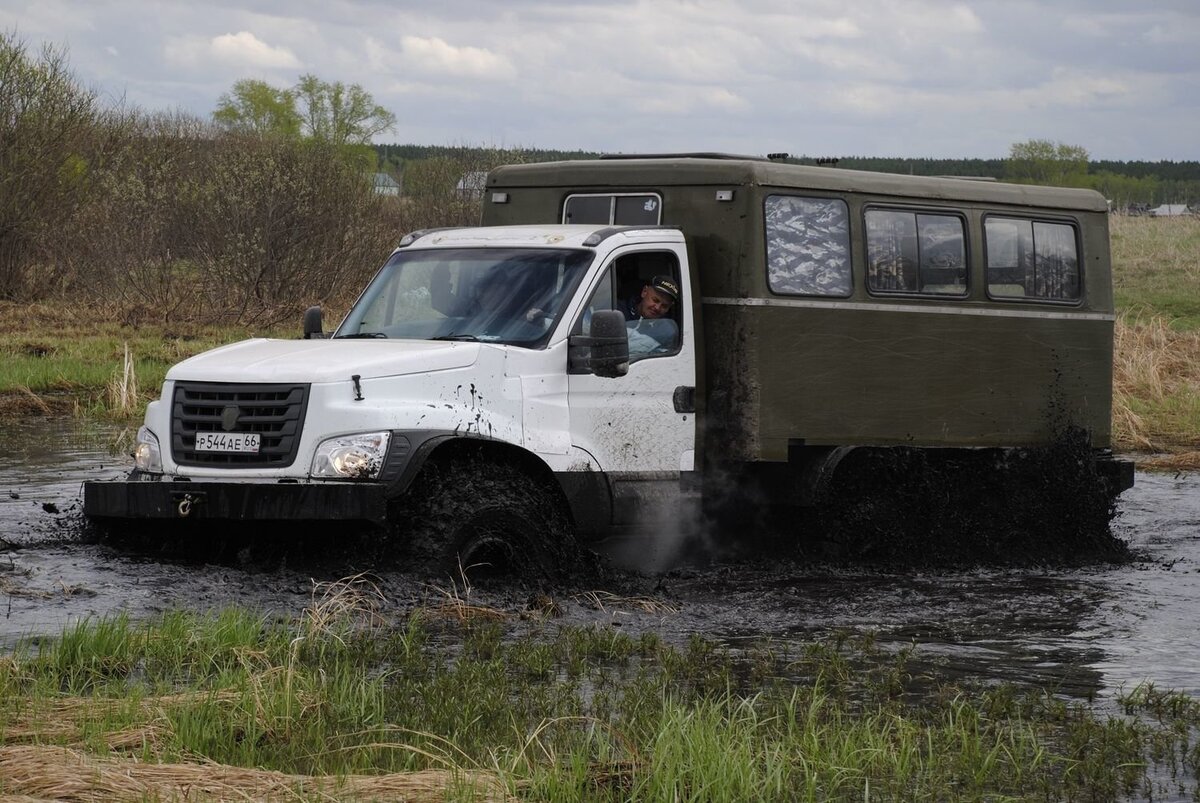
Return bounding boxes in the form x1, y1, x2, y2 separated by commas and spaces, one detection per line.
619, 275, 678, 321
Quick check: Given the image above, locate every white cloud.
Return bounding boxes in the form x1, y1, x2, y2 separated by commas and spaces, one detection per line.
1009, 69, 1142, 111
633, 84, 750, 115
165, 31, 301, 71
399, 36, 516, 80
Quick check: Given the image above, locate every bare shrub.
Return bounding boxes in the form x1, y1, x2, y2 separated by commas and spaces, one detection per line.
77, 120, 397, 326
392, 146, 529, 232
0, 33, 121, 301
69, 111, 214, 321
178, 134, 395, 325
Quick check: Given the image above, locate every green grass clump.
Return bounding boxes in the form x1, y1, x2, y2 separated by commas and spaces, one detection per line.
1111, 215, 1200, 330
0, 302, 293, 419
2, 580, 1200, 801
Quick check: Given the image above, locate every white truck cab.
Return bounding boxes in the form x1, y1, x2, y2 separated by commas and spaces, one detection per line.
85, 224, 698, 573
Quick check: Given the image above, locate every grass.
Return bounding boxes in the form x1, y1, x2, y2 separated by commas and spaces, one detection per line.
1112, 312, 1200, 452
1109, 215, 1200, 457
1, 578, 1199, 801
0, 301, 295, 419
1111, 214, 1200, 329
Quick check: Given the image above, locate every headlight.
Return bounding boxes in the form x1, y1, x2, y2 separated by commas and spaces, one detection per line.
133, 426, 162, 473
311, 432, 391, 479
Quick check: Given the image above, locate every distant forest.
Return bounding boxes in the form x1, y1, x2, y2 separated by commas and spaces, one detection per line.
374, 144, 1200, 207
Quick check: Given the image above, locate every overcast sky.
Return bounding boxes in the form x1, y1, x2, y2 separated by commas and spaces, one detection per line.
3, 0, 1197, 161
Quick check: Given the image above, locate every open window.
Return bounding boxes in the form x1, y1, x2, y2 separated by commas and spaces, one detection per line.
572, 250, 682, 363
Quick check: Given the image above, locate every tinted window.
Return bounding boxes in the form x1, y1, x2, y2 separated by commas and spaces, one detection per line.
563, 195, 612, 224
765, 195, 851, 297
563, 194, 661, 225
614, 195, 661, 224
866, 209, 967, 295
985, 217, 1080, 301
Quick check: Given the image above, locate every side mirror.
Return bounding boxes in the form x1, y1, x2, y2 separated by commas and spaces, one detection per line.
568, 310, 629, 378
302, 306, 325, 339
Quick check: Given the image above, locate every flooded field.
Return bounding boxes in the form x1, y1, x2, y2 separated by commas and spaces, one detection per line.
1, 419, 1198, 704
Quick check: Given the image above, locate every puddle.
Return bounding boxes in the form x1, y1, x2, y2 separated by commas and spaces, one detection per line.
1, 419, 1198, 703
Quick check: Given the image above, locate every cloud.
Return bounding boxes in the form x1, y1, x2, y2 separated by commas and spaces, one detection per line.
165, 31, 301, 71
633, 85, 750, 115
1007, 69, 1143, 111
398, 36, 516, 80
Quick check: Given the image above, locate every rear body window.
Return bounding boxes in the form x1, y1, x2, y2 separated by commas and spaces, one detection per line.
765, 195, 851, 297
563, 193, 662, 225
865, 209, 967, 296
985, 217, 1080, 301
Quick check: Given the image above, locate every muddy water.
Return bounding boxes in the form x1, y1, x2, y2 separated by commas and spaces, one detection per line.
1, 419, 1198, 703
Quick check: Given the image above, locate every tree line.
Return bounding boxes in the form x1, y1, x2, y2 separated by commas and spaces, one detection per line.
375, 144, 1199, 209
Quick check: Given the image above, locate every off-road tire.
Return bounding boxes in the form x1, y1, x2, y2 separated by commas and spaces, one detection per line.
392, 458, 579, 581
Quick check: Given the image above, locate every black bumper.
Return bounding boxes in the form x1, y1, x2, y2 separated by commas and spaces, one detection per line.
83, 479, 389, 522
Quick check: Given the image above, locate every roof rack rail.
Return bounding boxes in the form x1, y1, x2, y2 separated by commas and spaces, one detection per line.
582, 225, 680, 246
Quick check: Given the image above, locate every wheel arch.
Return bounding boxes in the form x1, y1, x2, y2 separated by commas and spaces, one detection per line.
388, 433, 575, 526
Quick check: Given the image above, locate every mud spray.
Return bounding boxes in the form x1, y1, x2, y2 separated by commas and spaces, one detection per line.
605, 427, 1129, 573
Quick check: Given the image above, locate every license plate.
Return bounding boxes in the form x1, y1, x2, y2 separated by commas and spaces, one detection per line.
195, 432, 260, 453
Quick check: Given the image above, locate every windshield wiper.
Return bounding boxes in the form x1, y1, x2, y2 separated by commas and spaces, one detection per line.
334, 332, 387, 339
430, 334, 480, 342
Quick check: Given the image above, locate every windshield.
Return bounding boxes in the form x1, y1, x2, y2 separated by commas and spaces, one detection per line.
336, 247, 595, 347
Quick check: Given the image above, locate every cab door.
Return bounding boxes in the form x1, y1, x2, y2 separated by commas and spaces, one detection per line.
566, 244, 696, 525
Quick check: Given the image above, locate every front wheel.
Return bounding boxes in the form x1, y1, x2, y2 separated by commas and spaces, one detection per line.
392, 458, 579, 581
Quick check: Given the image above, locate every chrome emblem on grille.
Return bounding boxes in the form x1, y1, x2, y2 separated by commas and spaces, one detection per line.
220, 405, 240, 432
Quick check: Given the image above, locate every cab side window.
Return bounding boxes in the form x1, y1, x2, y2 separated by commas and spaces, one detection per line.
573, 251, 682, 363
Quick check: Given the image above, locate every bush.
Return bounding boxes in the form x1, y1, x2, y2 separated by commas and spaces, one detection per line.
1, 35, 527, 325
0, 32, 118, 301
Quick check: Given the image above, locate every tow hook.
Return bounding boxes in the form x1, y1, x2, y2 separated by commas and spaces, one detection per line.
173, 492, 202, 518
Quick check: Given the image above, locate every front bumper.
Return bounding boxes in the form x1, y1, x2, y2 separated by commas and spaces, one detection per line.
83, 478, 389, 523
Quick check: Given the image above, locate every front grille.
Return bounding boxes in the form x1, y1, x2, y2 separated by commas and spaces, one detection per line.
171, 382, 309, 468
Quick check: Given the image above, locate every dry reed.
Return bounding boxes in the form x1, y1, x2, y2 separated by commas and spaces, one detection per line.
1, 691, 239, 750
1112, 313, 1200, 452
0, 744, 511, 803
573, 591, 680, 616
104, 343, 138, 416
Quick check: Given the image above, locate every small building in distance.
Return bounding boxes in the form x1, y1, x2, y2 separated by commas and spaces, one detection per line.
455, 171, 488, 199
371, 172, 401, 197
1148, 203, 1193, 217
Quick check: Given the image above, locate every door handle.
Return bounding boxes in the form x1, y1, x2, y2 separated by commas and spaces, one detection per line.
673, 386, 695, 413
